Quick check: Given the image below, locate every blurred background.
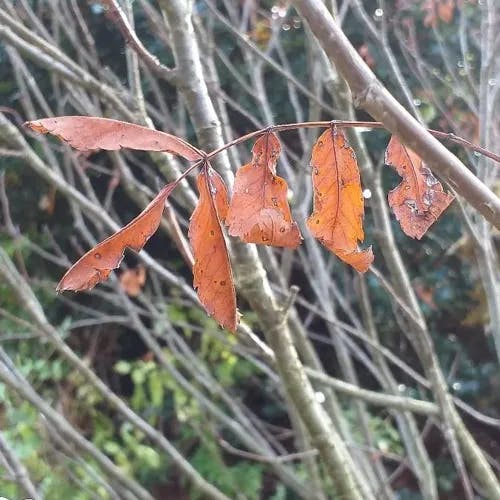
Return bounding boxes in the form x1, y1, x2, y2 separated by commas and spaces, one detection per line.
0, 1, 499, 498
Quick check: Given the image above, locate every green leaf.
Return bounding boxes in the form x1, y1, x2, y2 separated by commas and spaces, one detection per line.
114, 360, 131, 374
148, 370, 164, 408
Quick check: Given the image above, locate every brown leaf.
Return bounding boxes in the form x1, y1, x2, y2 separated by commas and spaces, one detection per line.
307, 127, 373, 272
226, 132, 302, 248
385, 136, 454, 239
57, 183, 175, 292
38, 185, 57, 215
437, 0, 454, 23
25, 116, 202, 161
421, 0, 454, 27
189, 165, 237, 332
422, 0, 438, 27
358, 43, 375, 69
120, 266, 146, 297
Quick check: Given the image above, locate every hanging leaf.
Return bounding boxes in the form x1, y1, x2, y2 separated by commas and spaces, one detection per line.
57, 183, 175, 292
120, 265, 147, 297
226, 132, 302, 248
189, 165, 237, 332
385, 135, 454, 239
26, 116, 202, 161
307, 127, 373, 272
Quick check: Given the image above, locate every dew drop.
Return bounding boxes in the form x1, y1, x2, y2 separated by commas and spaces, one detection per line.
314, 168, 319, 175
317, 140, 323, 147
279, 227, 286, 233
488, 78, 497, 87
210, 230, 215, 236
94, 252, 101, 260
374, 8, 383, 18
422, 190, 434, 206
420, 166, 439, 186
405, 199, 417, 213
362, 188, 372, 199
425, 175, 438, 186
315, 391, 325, 403
220, 280, 226, 286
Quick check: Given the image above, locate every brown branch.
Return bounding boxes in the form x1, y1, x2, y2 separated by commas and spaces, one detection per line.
205, 120, 500, 166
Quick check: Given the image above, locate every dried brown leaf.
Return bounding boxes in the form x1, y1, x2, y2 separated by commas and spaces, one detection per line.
26, 116, 202, 161
385, 136, 454, 239
307, 127, 373, 272
189, 166, 237, 332
57, 183, 175, 291
226, 132, 302, 248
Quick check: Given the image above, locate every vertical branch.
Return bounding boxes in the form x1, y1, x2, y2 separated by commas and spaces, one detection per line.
290, 0, 500, 497
160, 1, 373, 497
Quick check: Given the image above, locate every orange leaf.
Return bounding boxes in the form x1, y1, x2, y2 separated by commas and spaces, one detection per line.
438, 0, 454, 23
25, 116, 202, 161
307, 127, 373, 273
226, 132, 302, 248
120, 265, 146, 297
57, 183, 175, 291
189, 165, 237, 332
385, 136, 454, 240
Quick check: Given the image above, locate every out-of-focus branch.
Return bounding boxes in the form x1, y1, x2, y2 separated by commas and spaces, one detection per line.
0, 432, 41, 500
0, 246, 230, 500
0, 351, 152, 500
99, 0, 177, 83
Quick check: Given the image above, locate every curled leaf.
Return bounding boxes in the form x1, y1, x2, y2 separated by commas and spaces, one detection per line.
385, 136, 454, 240
226, 132, 302, 248
307, 127, 373, 272
189, 165, 237, 332
57, 183, 175, 292
26, 116, 202, 161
